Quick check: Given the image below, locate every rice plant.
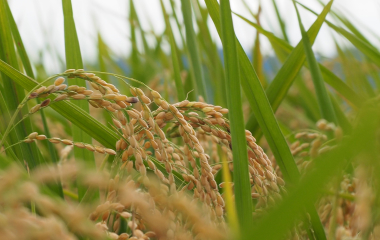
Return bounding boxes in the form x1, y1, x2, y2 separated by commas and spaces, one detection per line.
1, 0, 380, 239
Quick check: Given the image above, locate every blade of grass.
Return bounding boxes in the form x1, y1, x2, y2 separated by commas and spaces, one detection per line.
0, 0, 43, 170
181, 0, 208, 101
169, 0, 186, 46
298, 2, 380, 68
0, 91, 20, 162
129, 0, 142, 82
235, 10, 356, 137
220, 0, 254, 235
205, 1, 326, 239
252, 5, 265, 87
160, 0, 186, 101
294, 76, 320, 122
331, 94, 352, 133
271, 0, 289, 42
235, 13, 363, 109
240, 1, 265, 87
168, 0, 196, 101
62, 0, 98, 201
96, 33, 119, 130
317, 0, 372, 45
335, 40, 375, 98
6, 0, 63, 197
2, 5, 63, 199
221, 151, 238, 235
6, 1, 61, 166
206, 0, 298, 183
194, 0, 226, 107
293, 0, 337, 124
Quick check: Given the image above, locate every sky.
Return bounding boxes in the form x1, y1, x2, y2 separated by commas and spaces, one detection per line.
8, 0, 380, 74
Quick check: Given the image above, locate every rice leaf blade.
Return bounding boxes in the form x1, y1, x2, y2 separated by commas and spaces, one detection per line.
298, 2, 380, 68
62, 0, 98, 201
205, 1, 326, 238
220, 0, 254, 234
6, 1, 61, 166
235, 13, 362, 109
293, 0, 337, 124
0, 0, 42, 170
5, 0, 63, 197
160, 0, 186, 101
181, 0, 208, 101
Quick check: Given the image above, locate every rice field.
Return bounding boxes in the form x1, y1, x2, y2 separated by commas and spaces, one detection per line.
0, 0, 379, 239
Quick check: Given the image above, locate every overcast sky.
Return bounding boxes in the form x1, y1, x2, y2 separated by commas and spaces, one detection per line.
8, 0, 380, 73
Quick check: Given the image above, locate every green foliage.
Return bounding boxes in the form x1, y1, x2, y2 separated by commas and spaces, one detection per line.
220, 0, 253, 235
0, 1, 379, 239
62, 0, 98, 201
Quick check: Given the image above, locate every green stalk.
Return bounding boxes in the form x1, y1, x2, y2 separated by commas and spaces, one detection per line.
205, 1, 326, 239
293, 0, 337, 124
221, 151, 238, 235
62, 0, 98, 201
0, 0, 42, 170
181, 0, 208, 101
298, 2, 380, 69
6, 1, 61, 168
271, 0, 289, 42
160, 0, 186, 101
194, 0, 227, 107
220, 0, 253, 236
234, 4, 358, 136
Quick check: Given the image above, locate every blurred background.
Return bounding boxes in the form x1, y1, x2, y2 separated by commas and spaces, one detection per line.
9, 0, 380, 73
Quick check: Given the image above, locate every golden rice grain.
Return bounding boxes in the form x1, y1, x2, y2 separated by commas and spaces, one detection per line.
61, 139, 73, 145
71, 94, 86, 100
36, 135, 47, 140
30, 104, 41, 114
49, 138, 61, 144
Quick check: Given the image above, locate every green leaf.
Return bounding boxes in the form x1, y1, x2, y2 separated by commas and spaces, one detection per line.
193, 0, 227, 107
298, 2, 380, 68
235, 13, 363, 109
6, 0, 61, 165
235, 8, 358, 136
204, 1, 326, 239
271, 0, 289, 42
0, 0, 43, 170
219, 0, 254, 235
96, 33, 115, 129
293, 0, 337, 124
5, 0, 63, 197
181, 0, 208, 101
62, 0, 97, 201
160, 0, 186, 101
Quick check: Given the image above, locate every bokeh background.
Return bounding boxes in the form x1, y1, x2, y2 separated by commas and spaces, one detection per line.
10, 0, 380, 73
